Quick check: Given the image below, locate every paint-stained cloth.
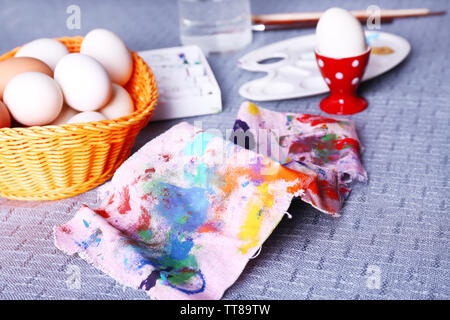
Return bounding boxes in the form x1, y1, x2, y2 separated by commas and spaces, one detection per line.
233, 102, 367, 216
54, 122, 314, 300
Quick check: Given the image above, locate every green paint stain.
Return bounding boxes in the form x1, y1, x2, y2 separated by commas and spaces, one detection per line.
166, 268, 198, 285
321, 133, 337, 142
176, 214, 189, 224
138, 229, 152, 242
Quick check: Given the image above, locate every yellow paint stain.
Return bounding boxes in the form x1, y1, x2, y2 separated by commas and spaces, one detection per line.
215, 154, 314, 254
257, 183, 274, 208
248, 102, 260, 115
238, 183, 274, 254
371, 46, 394, 55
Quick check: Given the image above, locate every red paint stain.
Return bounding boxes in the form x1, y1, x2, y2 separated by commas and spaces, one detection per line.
141, 192, 156, 202
296, 114, 339, 126
118, 186, 131, 214
333, 138, 359, 151
107, 193, 114, 206
60, 225, 72, 234
339, 186, 350, 195
161, 154, 171, 162
307, 180, 319, 195
145, 167, 155, 174
319, 180, 340, 201
327, 154, 341, 161
289, 141, 311, 154
94, 209, 110, 218
138, 206, 151, 230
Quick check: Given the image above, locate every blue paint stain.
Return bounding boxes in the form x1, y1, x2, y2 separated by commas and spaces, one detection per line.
140, 183, 210, 294
317, 167, 326, 177
76, 228, 102, 249
83, 219, 89, 228
257, 209, 263, 218
131, 177, 214, 294
241, 181, 250, 187
161, 269, 206, 295
167, 233, 194, 261
286, 115, 294, 125
125, 233, 205, 294
155, 183, 209, 233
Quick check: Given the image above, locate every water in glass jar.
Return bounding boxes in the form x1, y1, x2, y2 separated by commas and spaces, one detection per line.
178, 0, 252, 54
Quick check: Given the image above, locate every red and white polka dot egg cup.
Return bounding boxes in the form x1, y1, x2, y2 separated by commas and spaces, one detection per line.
315, 48, 371, 115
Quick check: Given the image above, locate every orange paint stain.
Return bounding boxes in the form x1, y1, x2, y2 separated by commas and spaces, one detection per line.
220, 159, 312, 196
197, 221, 220, 233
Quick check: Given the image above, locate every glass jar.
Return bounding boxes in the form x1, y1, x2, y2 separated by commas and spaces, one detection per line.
178, 0, 253, 54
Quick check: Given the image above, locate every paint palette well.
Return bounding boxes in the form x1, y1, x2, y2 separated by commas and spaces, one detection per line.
238, 31, 410, 101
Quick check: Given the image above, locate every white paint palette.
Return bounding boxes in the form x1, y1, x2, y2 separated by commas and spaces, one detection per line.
139, 45, 222, 121
238, 31, 410, 101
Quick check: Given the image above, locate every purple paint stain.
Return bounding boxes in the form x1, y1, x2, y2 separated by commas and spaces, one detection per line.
232, 119, 253, 149
249, 156, 265, 186
139, 270, 161, 291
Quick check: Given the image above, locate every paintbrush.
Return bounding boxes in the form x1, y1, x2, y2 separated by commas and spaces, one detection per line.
252, 8, 446, 31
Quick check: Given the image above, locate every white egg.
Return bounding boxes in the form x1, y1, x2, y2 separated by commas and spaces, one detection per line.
67, 111, 107, 124
99, 84, 134, 120
3, 72, 63, 126
316, 8, 367, 58
50, 104, 78, 125
15, 38, 69, 71
81, 29, 133, 85
54, 53, 112, 112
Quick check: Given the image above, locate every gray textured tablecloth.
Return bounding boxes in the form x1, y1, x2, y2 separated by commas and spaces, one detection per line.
0, 0, 448, 300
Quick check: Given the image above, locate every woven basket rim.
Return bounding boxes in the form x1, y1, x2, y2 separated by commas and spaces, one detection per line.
0, 36, 158, 140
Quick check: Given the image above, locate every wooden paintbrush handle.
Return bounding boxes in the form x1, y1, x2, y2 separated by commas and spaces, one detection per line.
252, 8, 445, 25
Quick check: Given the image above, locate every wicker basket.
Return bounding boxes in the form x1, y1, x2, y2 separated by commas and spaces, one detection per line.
0, 36, 158, 201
